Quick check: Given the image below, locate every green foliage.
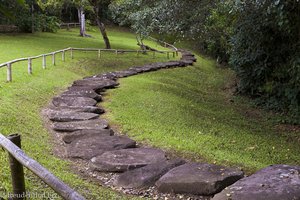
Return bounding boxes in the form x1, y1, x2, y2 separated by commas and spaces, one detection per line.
230, 0, 300, 123
110, 0, 300, 123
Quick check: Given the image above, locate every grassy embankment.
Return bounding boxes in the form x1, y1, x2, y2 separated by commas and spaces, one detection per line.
0, 27, 170, 199
103, 47, 300, 174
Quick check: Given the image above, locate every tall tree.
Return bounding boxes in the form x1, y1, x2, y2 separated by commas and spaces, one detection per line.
88, 0, 111, 49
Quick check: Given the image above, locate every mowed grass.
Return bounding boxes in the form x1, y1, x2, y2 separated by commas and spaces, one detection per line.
0, 28, 170, 199
103, 55, 300, 173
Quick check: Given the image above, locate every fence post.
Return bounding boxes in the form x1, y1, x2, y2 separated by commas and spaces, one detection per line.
98, 50, 101, 58
70, 48, 74, 59
7, 63, 12, 82
115, 50, 118, 55
42, 55, 46, 69
173, 52, 175, 58
52, 53, 56, 66
167, 52, 170, 59
28, 58, 32, 74
7, 134, 26, 200
62, 50, 65, 61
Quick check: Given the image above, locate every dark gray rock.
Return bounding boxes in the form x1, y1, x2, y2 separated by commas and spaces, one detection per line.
49, 112, 99, 122
129, 67, 145, 73
90, 148, 166, 172
52, 96, 97, 107
52, 119, 109, 132
212, 165, 300, 200
72, 79, 119, 92
74, 78, 118, 87
62, 129, 114, 144
180, 59, 194, 66
156, 163, 244, 195
182, 56, 197, 62
95, 72, 118, 80
62, 89, 102, 101
66, 134, 136, 159
48, 106, 104, 114
114, 70, 138, 78
114, 159, 186, 189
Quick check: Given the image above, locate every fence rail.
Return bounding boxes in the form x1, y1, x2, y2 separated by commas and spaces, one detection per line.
0, 47, 177, 82
0, 133, 85, 200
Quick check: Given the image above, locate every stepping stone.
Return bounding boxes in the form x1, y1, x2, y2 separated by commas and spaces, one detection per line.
52, 96, 97, 107
212, 164, 300, 200
182, 55, 197, 62
114, 70, 138, 78
72, 79, 119, 91
62, 129, 114, 144
114, 159, 186, 189
48, 106, 104, 114
62, 89, 102, 101
180, 59, 194, 66
95, 72, 118, 80
66, 134, 136, 159
90, 148, 166, 172
129, 67, 145, 73
156, 163, 244, 195
52, 119, 109, 132
49, 112, 99, 122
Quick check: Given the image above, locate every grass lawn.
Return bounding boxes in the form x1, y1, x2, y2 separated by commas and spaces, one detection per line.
103, 54, 300, 174
0, 27, 170, 199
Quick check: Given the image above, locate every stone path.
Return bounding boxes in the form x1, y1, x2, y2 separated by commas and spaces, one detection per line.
45, 49, 300, 199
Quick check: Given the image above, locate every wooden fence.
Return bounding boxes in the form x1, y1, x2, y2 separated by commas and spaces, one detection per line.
0, 47, 177, 82
0, 133, 85, 200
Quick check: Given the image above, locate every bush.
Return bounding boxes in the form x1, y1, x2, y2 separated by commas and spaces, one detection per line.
230, 0, 300, 123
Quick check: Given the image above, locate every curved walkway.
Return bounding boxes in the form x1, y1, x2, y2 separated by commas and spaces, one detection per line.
45, 49, 300, 200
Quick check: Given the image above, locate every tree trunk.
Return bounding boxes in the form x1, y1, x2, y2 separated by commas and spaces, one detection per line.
77, 7, 86, 37
91, 1, 111, 49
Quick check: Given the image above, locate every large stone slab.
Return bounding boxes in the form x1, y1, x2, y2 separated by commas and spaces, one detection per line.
52, 96, 97, 107
90, 148, 166, 172
52, 119, 109, 132
49, 112, 99, 122
180, 59, 194, 66
114, 70, 138, 78
48, 106, 104, 114
95, 72, 118, 80
62, 89, 102, 101
114, 159, 186, 189
212, 165, 300, 200
72, 79, 119, 91
66, 134, 136, 159
62, 129, 114, 144
156, 163, 244, 195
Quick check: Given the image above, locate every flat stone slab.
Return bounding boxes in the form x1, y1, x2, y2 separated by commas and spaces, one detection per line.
62, 89, 102, 101
95, 72, 118, 80
114, 70, 138, 78
156, 163, 244, 195
49, 112, 99, 122
90, 148, 166, 172
48, 106, 104, 114
72, 79, 119, 91
52, 96, 97, 107
212, 165, 300, 200
52, 119, 109, 132
66, 134, 136, 159
180, 59, 194, 66
62, 129, 114, 144
114, 159, 186, 189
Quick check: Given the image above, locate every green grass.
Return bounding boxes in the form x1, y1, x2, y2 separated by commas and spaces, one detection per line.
0, 28, 170, 199
103, 54, 300, 174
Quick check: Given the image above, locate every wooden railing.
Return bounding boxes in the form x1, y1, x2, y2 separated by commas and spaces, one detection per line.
0, 47, 177, 82
0, 134, 85, 200
60, 23, 80, 29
